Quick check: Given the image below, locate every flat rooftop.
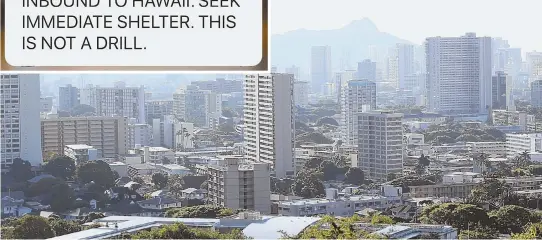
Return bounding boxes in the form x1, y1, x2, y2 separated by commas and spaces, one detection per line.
65, 144, 94, 150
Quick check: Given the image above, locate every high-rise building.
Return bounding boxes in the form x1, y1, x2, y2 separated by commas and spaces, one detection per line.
294, 81, 309, 107
334, 70, 357, 105
341, 80, 377, 146
285, 65, 301, 80
397, 44, 416, 90
173, 86, 222, 129
356, 59, 376, 82
41, 116, 128, 158
532, 80, 542, 107
244, 73, 294, 178
492, 71, 508, 110
357, 111, 403, 181
145, 100, 174, 124
1, 74, 43, 167
190, 78, 243, 94
58, 84, 79, 112
206, 157, 271, 214
310, 46, 332, 94
387, 48, 399, 88
127, 118, 152, 149
426, 33, 493, 114
80, 82, 146, 123
40, 96, 54, 113
526, 51, 542, 82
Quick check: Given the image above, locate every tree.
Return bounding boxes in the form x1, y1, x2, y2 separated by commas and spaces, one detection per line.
315, 117, 339, 126
515, 151, 532, 168
167, 175, 184, 198
132, 176, 145, 185
130, 222, 245, 239
270, 177, 294, 195
420, 203, 490, 231
344, 167, 364, 185
490, 205, 537, 234
415, 154, 430, 175
459, 227, 499, 240
76, 160, 116, 188
50, 182, 76, 212
473, 152, 490, 175
164, 205, 235, 218
11, 215, 54, 239
10, 158, 33, 182
44, 156, 76, 180
152, 173, 168, 190
70, 104, 95, 116
292, 169, 325, 198
511, 223, 542, 239
468, 178, 514, 209
26, 177, 64, 197
48, 219, 82, 236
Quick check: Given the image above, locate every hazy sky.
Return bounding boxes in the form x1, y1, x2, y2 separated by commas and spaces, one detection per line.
270, 0, 542, 52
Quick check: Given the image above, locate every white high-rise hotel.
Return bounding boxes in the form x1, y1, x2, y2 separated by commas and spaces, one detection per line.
244, 73, 294, 178
426, 33, 493, 114
1, 74, 43, 167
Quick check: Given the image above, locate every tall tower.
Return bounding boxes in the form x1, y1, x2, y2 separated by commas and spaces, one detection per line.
1, 74, 43, 167
310, 46, 332, 94
397, 43, 416, 90
426, 33, 493, 114
492, 71, 508, 110
244, 73, 294, 178
341, 80, 377, 147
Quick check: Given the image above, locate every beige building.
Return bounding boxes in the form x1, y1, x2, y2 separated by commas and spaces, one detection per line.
357, 111, 404, 181
41, 116, 128, 158
206, 157, 271, 214
466, 142, 507, 156
408, 182, 478, 198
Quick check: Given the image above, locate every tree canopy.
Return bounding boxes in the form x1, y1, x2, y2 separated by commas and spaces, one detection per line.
152, 173, 168, 190
164, 205, 236, 218
10, 158, 33, 182
76, 160, 116, 188
44, 156, 76, 180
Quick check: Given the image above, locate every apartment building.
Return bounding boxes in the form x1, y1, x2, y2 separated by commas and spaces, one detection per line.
492, 110, 536, 132
127, 121, 152, 149
333, 70, 357, 106
532, 80, 542, 107
491, 71, 508, 110
80, 82, 146, 123
41, 116, 128, 158
311, 46, 332, 94
145, 100, 173, 124
358, 111, 404, 181
190, 78, 243, 94
1, 74, 43, 167
40, 96, 53, 113
136, 146, 175, 164
207, 157, 271, 214
466, 142, 507, 156
294, 81, 309, 107
341, 80, 377, 146
173, 86, 222, 129
506, 133, 542, 158
58, 84, 79, 112
426, 33, 492, 114
244, 73, 295, 178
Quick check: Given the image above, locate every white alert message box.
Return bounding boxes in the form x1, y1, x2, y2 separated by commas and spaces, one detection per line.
4, 0, 264, 68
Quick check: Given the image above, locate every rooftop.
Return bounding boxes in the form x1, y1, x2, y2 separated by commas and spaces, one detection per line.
66, 144, 95, 150
279, 195, 391, 206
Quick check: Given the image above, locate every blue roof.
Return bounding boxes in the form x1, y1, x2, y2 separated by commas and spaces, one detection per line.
242, 216, 321, 239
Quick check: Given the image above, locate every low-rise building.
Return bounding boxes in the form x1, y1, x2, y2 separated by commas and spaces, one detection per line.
466, 142, 507, 156
408, 173, 481, 199
154, 164, 191, 177
137, 146, 175, 164
277, 186, 403, 217
506, 133, 542, 158
109, 162, 128, 178
64, 144, 98, 164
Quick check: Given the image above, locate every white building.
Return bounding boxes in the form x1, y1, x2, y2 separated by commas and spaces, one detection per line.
357, 59, 377, 82
334, 70, 357, 105
40, 96, 53, 113
426, 33, 492, 114
311, 46, 332, 94
405, 133, 425, 146
506, 133, 542, 158
1, 74, 43, 167
137, 146, 175, 164
244, 73, 295, 178
532, 80, 542, 107
358, 111, 404, 181
526, 51, 542, 82
58, 84, 79, 112
492, 110, 536, 132
80, 82, 146, 123
397, 43, 416, 90
277, 186, 403, 217
466, 142, 507, 156
64, 144, 98, 165
173, 86, 222, 129
128, 123, 152, 149
294, 81, 309, 107
207, 157, 271, 214
341, 80, 377, 146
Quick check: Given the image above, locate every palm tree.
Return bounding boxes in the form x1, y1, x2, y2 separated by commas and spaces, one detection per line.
516, 150, 532, 168
473, 152, 490, 175
415, 154, 430, 175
